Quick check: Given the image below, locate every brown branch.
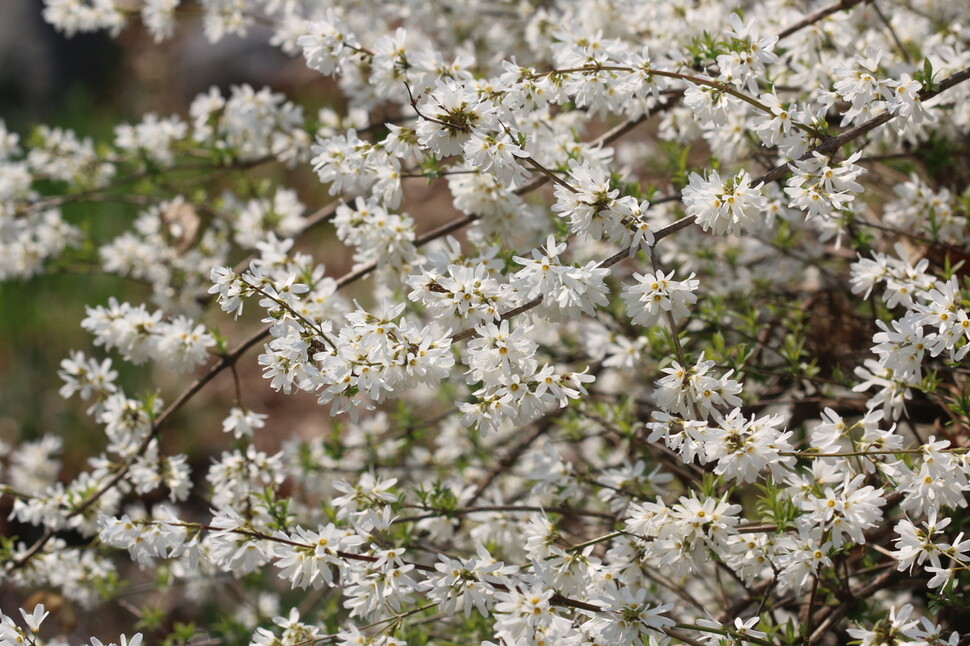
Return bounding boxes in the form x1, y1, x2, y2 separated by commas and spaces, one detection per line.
6, 325, 269, 573
15, 155, 275, 218
663, 627, 712, 646
466, 415, 557, 506
776, 0, 871, 40
807, 569, 901, 645
449, 214, 698, 343
870, 1, 911, 64
410, 101, 662, 248
395, 504, 616, 524
166, 521, 610, 613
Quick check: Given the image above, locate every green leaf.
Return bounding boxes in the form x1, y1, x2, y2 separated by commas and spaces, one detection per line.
920, 57, 938, 92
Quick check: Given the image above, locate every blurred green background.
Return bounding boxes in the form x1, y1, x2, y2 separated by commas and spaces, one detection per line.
0, 8, 130, 447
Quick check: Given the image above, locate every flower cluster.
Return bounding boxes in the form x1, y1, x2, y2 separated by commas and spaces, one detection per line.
682, 169, 766, 236
621, 268, 699, 328
785, 151, 866, 226
3, 0, 970, 645
851, 247, 970, 418
81, 298, 216, 372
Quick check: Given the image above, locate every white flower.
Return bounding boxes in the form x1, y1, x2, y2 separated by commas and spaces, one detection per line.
415, 81, 497, 157
753, 93, 809, 155
141, 0, 179, 41
272, 524, 363, 590
90, 634, 143, 646
704, 408, 795, 482
888, 74, 931, 123
462, 130, 528, 188
892, 511, 950, 573
493, 584, 567, 644
831, 46, 893, 125
58, 351, 118, 401
683, 169, 766, 235
207, 509, 272, 575
585, 588, 674, 642
797, 474, 885, 549
298, 11, 358, 76
847, 605, 919, 646
785, 152, 865, 222
407, 263, 506, 328
420, 549, 512, 618
621, 268, 699, 327
42, 0, 126, 37
464, 320, 538, 388
655, 353, 743, 419
154, 315, 216, 372
775, 530, 833, 593
511, 235, 610, 319
551, 159, 618, 239
221, 407, 268, 439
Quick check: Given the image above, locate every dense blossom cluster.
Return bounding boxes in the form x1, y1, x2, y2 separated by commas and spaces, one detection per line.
1, 0, 970, 645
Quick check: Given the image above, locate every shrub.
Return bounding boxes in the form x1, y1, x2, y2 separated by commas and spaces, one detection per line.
2, 2, 970, 645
